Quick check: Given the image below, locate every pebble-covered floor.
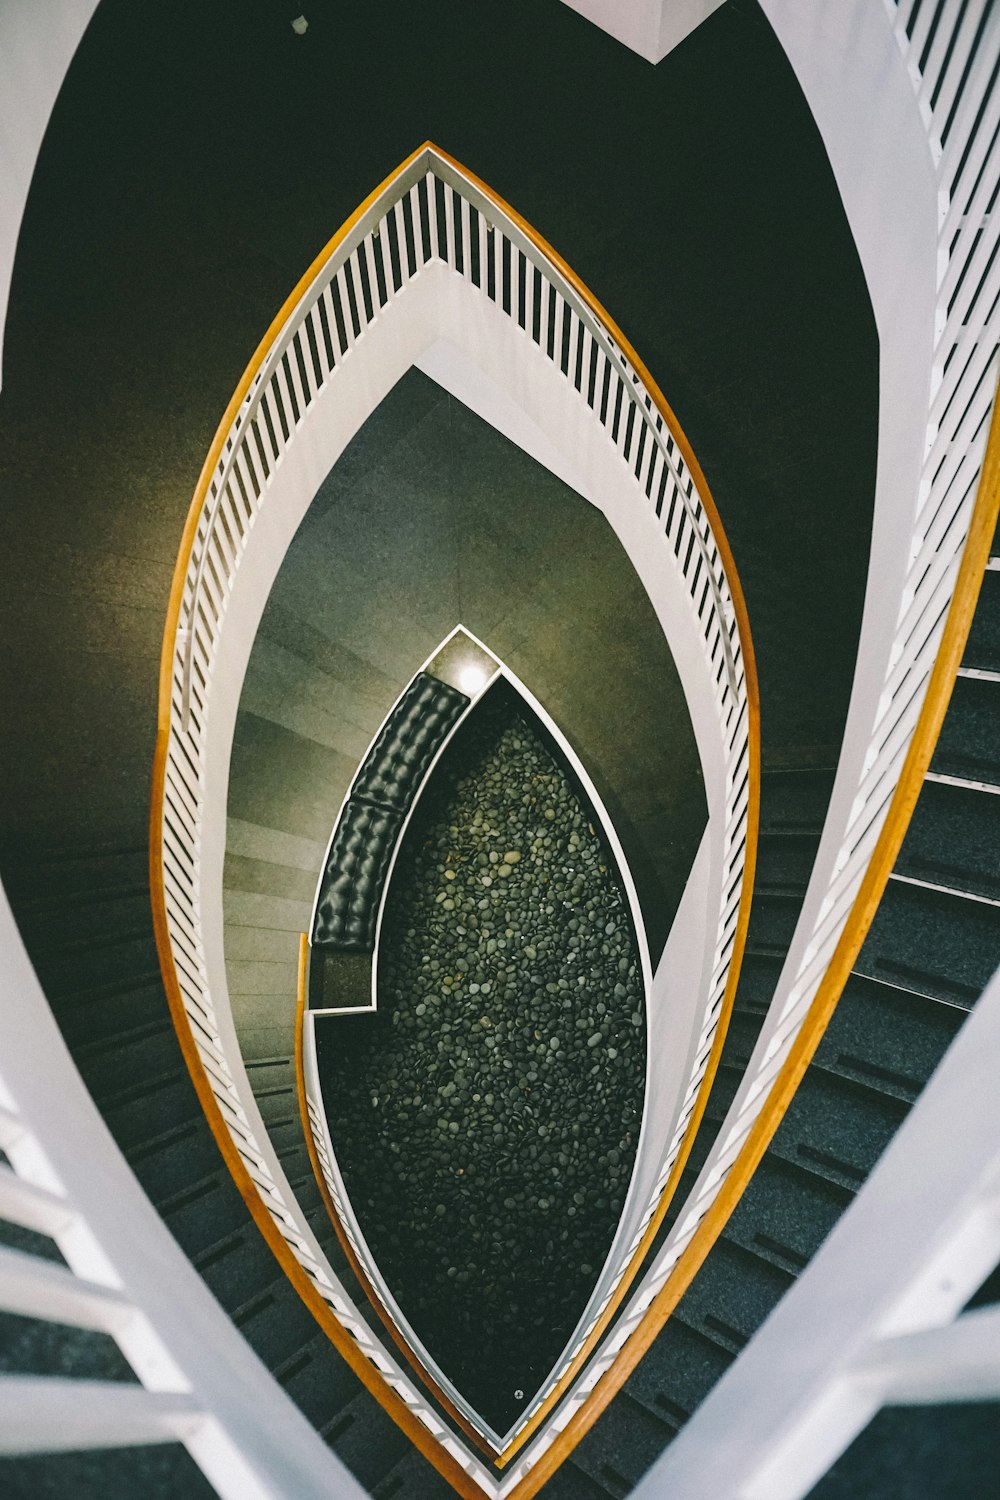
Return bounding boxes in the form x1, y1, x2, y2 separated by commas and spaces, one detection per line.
316, 683, 646, 1435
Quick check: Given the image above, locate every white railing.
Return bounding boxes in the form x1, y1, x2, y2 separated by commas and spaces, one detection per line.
507, 0, 1000, 1469
0, 882, 364, 1499
630, 957, 1000, 1500
155, 141, 757, 1476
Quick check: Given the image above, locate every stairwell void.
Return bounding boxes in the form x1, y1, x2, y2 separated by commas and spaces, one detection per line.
223, 362, 709, 1444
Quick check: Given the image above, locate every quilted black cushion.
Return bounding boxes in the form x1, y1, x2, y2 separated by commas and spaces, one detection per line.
351, 672, 469, 815
312, 799, 402, 951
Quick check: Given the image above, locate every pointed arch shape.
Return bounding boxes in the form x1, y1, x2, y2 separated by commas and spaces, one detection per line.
151, 143, 759, 1494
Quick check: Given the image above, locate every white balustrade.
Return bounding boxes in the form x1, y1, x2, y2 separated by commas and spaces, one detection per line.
498, 0, 1000, 1479
10, 0, 985, 1487
157, 141, 755, 1473
628, 958, 1000, 1500
0, 882, 366, 1497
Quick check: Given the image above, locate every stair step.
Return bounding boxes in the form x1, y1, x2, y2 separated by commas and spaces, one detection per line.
745, 891, 802, 955
74, 1024, 184, 1104
56, 972, 170, 1049
896, 778, 1000, 903
277, 1332, 361, 1430
758, 768, 834, 834
371, 1447, 461, 1499
755, 829, 819, 893
128, 1122, 223, 1208
245, 1057, 297, 1094
104, 1077, 203, 1155
674, 1239, 794, 1355
31, 930, 162, 1004
723, 1153, 849, 1273
732, 950, 783, 1011
11, 890, 152, 950
627, 1318, 733, 1439
819, 974, 965, 1095
0, 842, 148, 903
255, 1085, 299, 1126
931, 674, 1000, 786
772, 1068, 908, 1191
964, 566, 1000, 673
571, 1388, 676, 1496
235, 1284, 319, 1368
538, 1460, 620, 1500
195, 1229, 284, 1316
167, 1177, 251, 1260
323, 1390, 411, 1490
857, 879, 1000, 1009
268, 1116, 308, 1153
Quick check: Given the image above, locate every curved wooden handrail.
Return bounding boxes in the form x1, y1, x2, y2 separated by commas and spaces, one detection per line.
151, 142, 759, 1493
150, 145, 487, 1500
150, 772, 483, 1498
508, 379, 1000, 1498
155, 140, 432, 736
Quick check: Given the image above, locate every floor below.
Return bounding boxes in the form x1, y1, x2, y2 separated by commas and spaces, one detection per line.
317, 683, 646, 1435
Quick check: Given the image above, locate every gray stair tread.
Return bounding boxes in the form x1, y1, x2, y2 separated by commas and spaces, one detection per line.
371, 1447, 463, 1500
536, 1459, 618, 1499
571, 1389, 675, 1495
773, 1069, 908, 1187
963, 568, 999, 673
629, 1314, 734, 1422
324, 1391, 411, 1489
724, 1154, 849, 1272
857, 879, 1000, 1009
807, 1402, 1000, 1500
932, 675, 999, 786
0, 1445, 216, 1500
896, 779, 1000, 902
817, 974, 965, 1097
278, 1334, 361, 1429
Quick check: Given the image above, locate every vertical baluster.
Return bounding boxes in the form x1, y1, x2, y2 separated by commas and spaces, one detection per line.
361, 234, 381, 316
460, 195, 473, 282
907, 0, 939, 72
292, 328, 314, 406
232, 443, 260, 510
477, 203, 488, 292
347, 252, 368, 334
539, 276, 551, 353
334, 265, 357, 352
926, 1, 984, 139
237, 425, 265, 501
442, 184, 456, 269
523, 256, 535, 337
940, 26, 1000, 191
318, 283, 339, 370
918, 5, 964, 119
307, 300, 332, 383
393, 199, 411, 284
426, 172, 440, 261
271, 360, 296, 442
260, 382, 287, 466
408, 183, 425, 270
509, 241, 521, 326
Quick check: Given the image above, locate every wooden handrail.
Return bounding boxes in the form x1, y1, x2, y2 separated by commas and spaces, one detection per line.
509, 378, 1000, 1498
151, 142, 760, 1493
155, 140, 432, 736
150, 145, 486, 1500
